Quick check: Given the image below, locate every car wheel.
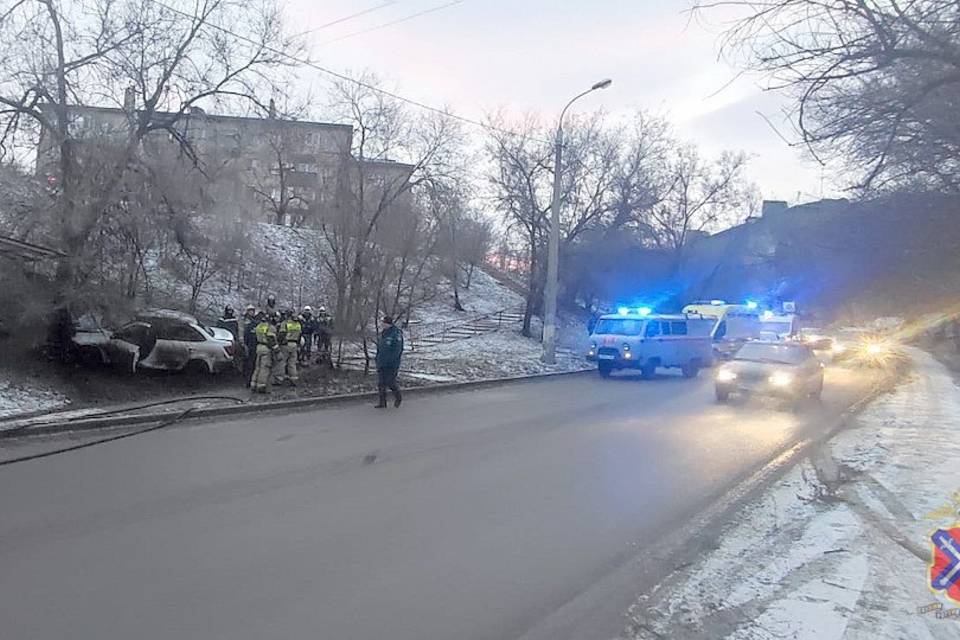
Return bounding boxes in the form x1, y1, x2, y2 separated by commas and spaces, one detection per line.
184, 359, 210, 377
598, 363, 614, 378
715, 387, 730, 403
682, 362, 700, 379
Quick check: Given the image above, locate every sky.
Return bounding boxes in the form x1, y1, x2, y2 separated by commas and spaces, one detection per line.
284, 0, 840, 203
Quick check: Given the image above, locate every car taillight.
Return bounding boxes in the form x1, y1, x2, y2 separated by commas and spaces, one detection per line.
224, 343, 235, 357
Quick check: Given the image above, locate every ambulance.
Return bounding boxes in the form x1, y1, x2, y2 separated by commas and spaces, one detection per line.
587, 309, 715, 379
681, 301, 762, 359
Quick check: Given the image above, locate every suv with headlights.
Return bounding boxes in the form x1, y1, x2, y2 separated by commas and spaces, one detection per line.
587, 312, 715, 379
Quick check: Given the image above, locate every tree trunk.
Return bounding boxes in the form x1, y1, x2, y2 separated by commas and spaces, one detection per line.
522, 247, 538, 338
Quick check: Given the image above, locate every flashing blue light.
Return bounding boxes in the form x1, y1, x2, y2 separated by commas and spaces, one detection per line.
617, 306, 630, 316
762, 310, 775, 320
710, 299, 725, 306
745, 300, 759, 310
637, 306, 652, 316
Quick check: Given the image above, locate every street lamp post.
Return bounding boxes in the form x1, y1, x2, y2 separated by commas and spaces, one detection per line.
542, 78, 612, 364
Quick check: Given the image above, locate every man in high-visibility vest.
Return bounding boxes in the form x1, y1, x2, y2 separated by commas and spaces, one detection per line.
277, 310, 302, 386
251, 313, 278, 393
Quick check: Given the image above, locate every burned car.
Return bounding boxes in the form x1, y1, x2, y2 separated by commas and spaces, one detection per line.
75, 309, 236, 375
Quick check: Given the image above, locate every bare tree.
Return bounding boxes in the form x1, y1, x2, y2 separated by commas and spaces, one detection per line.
700, 0, 960, 191
485, 114, 553, 336
647, 146, 752, 262
319, 71, 462, 337
0, 0, 302, 305
485, 110, 675, 333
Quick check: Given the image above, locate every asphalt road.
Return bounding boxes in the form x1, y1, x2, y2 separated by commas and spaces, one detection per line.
0, 365, 878, 640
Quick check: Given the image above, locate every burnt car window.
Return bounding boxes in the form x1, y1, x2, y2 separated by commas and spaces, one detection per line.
158, 323, 204, 342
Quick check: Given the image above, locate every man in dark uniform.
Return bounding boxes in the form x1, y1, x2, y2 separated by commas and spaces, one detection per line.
374, 315, 404, 409
217, 306, 240, 341
243, 310, 263, 383
299, 306, 318, 364
316, 306, 335, 368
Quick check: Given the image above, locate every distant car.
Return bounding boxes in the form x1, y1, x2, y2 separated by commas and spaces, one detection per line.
76, 309, 236, 375
715, 341, 824, 404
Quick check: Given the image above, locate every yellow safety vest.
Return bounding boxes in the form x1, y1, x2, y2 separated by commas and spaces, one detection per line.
255, 321, 277, 347
282, 320, 302, 344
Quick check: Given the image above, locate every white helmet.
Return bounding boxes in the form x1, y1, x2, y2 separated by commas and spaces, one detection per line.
303, 305, 313, 313
318, 305, 327, 313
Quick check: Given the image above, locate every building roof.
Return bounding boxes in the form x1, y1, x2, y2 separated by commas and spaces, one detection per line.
357, 158, 417, 171
40, 103, 353, 131
0, 234, 65, 261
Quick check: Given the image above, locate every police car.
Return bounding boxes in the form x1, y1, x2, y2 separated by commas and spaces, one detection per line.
587, 309, 715, 379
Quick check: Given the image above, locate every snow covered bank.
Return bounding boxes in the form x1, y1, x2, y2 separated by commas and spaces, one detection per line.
628, 348, 960, 640
0, 376, 68, 418
404, 330, 591, 381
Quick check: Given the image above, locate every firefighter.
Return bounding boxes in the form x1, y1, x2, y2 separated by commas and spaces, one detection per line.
299, 306, 318, 364
250, 312, 278, 393
271, 311, 286, 385
316, 305, 334, 367
265, 293, 278, 314
241, 307, 259, 382
278, 310, 302, 386
217, 305, 240, 341
374, 315, 404, 409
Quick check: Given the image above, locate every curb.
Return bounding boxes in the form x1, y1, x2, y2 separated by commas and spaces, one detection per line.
1, 368, 595, 439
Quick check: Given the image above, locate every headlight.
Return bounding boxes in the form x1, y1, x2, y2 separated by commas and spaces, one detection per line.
865, 343, 884, 355
831, 342, 847, 354
717, 368, 737, 382
769, 371, 794, 387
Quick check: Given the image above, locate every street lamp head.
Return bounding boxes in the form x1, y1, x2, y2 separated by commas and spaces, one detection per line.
591, 79, 613, 91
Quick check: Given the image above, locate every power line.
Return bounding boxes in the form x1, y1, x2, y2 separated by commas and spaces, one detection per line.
143, 0, 539, 142
316, 0, 466, 47
292, 1, 398, 39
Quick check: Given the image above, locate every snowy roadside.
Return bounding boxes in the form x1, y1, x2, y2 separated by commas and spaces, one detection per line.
402, 325, 592, 382
0, 375, 69, 419
627, 347, 960, 640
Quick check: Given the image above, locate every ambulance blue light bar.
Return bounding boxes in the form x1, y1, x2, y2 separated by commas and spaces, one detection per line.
745, 300, 759, 310
637, 307, 652, 316
617, 307, 630, 316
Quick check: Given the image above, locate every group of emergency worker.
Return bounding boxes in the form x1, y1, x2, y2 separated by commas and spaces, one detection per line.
217, 296, 404, 408
218, 296, 334, 394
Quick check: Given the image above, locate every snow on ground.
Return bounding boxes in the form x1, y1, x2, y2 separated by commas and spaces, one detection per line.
0, 375, 68, 418
407, 267, 525, 329
404, 328, 591, 381
628, 347, 960, 640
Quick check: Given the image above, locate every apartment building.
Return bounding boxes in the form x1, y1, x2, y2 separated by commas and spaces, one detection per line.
36, 94, 414, 227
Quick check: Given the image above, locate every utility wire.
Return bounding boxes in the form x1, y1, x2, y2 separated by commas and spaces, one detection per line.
143, 0, 542, 143
316, 0, 465, 47
0, 408, 197, 467
292, 1, 398, 38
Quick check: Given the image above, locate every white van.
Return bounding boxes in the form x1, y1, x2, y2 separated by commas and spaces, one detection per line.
681, 302, 762, 358
759, 313, 797, 341
587, 312, 715, 379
